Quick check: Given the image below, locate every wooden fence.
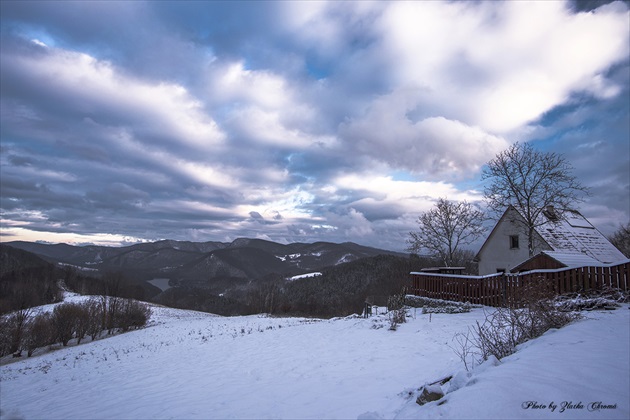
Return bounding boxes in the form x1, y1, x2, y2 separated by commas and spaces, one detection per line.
410, 260, 629, 307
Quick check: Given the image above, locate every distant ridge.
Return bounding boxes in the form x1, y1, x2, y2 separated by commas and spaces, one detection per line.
5, 238, 405, 282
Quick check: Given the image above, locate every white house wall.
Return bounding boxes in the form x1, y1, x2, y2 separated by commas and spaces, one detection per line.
477, 208, 550, 275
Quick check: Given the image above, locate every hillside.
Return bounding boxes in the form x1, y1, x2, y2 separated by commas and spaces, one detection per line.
1, 298, 627, 419
0, 245, 63, 313
4, 239, 411, 316
6, 239, 405, 282
0, 244, 51, 276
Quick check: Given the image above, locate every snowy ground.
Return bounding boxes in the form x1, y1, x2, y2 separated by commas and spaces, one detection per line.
1, 300, 628, 420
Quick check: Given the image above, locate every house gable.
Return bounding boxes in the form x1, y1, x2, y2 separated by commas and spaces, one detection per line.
475, 206, 550, 275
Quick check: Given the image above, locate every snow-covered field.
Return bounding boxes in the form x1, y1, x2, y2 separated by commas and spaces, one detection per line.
1, 300, 628, 420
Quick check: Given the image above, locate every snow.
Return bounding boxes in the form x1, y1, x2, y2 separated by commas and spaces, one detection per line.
336, 253, 354, 265
276, 253, 302, 262
541, 251, 602, 268
538, 209, 626, 264
57, 262, 98, 272
288, 272, 322, 281
1, 301, 628, 420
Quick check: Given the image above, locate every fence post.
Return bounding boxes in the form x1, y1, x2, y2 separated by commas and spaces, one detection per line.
501, 273, 508, 308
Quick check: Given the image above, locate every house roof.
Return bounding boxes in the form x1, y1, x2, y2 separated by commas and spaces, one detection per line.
538, 251, 601, 268
536, 209, 626, 264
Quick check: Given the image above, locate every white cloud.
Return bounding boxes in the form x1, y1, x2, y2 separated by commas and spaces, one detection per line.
212, 61, 292, 110
339, 89, 508, 179
375, 1, 629, 133
0, 225, 149, 247
2, 0, 628, 250
282, 1, 384, 59
332, 173, 481, 216
7, 46, 225, 150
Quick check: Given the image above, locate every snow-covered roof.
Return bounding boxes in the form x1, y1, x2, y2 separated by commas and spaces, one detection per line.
540, 251, 601, 268
536, 209, 626, 264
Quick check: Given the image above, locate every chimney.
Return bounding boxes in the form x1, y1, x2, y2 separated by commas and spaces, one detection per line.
544, 205, 558, 221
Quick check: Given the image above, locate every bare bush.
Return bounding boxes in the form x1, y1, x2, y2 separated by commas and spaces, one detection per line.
387, 290, 407, 331
449, 329, 482, 372
1, 309, 32, 356
52, 303, 80, 346
116, 299, 151, 332
554, 286, 629, 311
453, 278, 579, 369
24, 313, 53, 357
0, 316, 13, 357
73, 303, 91, 345
85, 298, 104, 340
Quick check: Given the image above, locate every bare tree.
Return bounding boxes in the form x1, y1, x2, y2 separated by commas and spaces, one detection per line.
24, 313, 53, 357
609, 222, 630, 258
482, 142, 588, 257
117, 299, 151, 332
52, 303, 79, 346
101, 272, 124, 333
408, 198, 486, 267
4, 308, 32, 356
85, 298, 104, 341
73, 303, 91, 345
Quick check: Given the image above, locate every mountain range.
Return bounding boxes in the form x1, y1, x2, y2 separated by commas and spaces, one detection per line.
5, 238, 405, 285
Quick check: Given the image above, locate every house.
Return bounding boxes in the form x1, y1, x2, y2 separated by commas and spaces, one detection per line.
475, 205, 626, 275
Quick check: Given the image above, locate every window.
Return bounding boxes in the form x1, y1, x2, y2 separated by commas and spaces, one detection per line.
510, 235, 519, 249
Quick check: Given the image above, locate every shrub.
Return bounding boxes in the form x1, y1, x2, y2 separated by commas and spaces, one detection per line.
52, 303, 81, 346
452, 278, 579, 370
73, 303, 91, 345
405, 295, 474, 313
1, 309, 32, 356
85, 298, 104, 340
387, 290, 407, 331
0, 315, 13, 357
24, 313, 53, 357
116, 299, 151, 331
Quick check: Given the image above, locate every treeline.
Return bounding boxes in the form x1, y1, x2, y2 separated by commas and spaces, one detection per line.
0, 296, 151, 358
1, 243, 440, 321
0, 245, 63, 314
153, 286, 254, 316
1, 245, 153, 358
241, 254, 437, 318
1, 243, 150, 316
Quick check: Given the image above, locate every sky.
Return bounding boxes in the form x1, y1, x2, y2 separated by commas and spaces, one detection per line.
1, 0, 629, 252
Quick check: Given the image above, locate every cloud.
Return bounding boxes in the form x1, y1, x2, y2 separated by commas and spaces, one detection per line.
339, 89, 509, 179
373, 1, 629, 134
0, 0, 628, 251
1, 41, 225, 152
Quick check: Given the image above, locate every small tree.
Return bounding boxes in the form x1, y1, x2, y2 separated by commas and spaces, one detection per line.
407, 198, 486, 267
117, 299, 151, 332
482, 142, 588, 257
609, 222, 630, 258
52, 303, 79, 346
5, 309, 32, 356
101, 272, 125, 334
73, 303, 91, 345
24, 313, 53, 357
85, 298, 104, 341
